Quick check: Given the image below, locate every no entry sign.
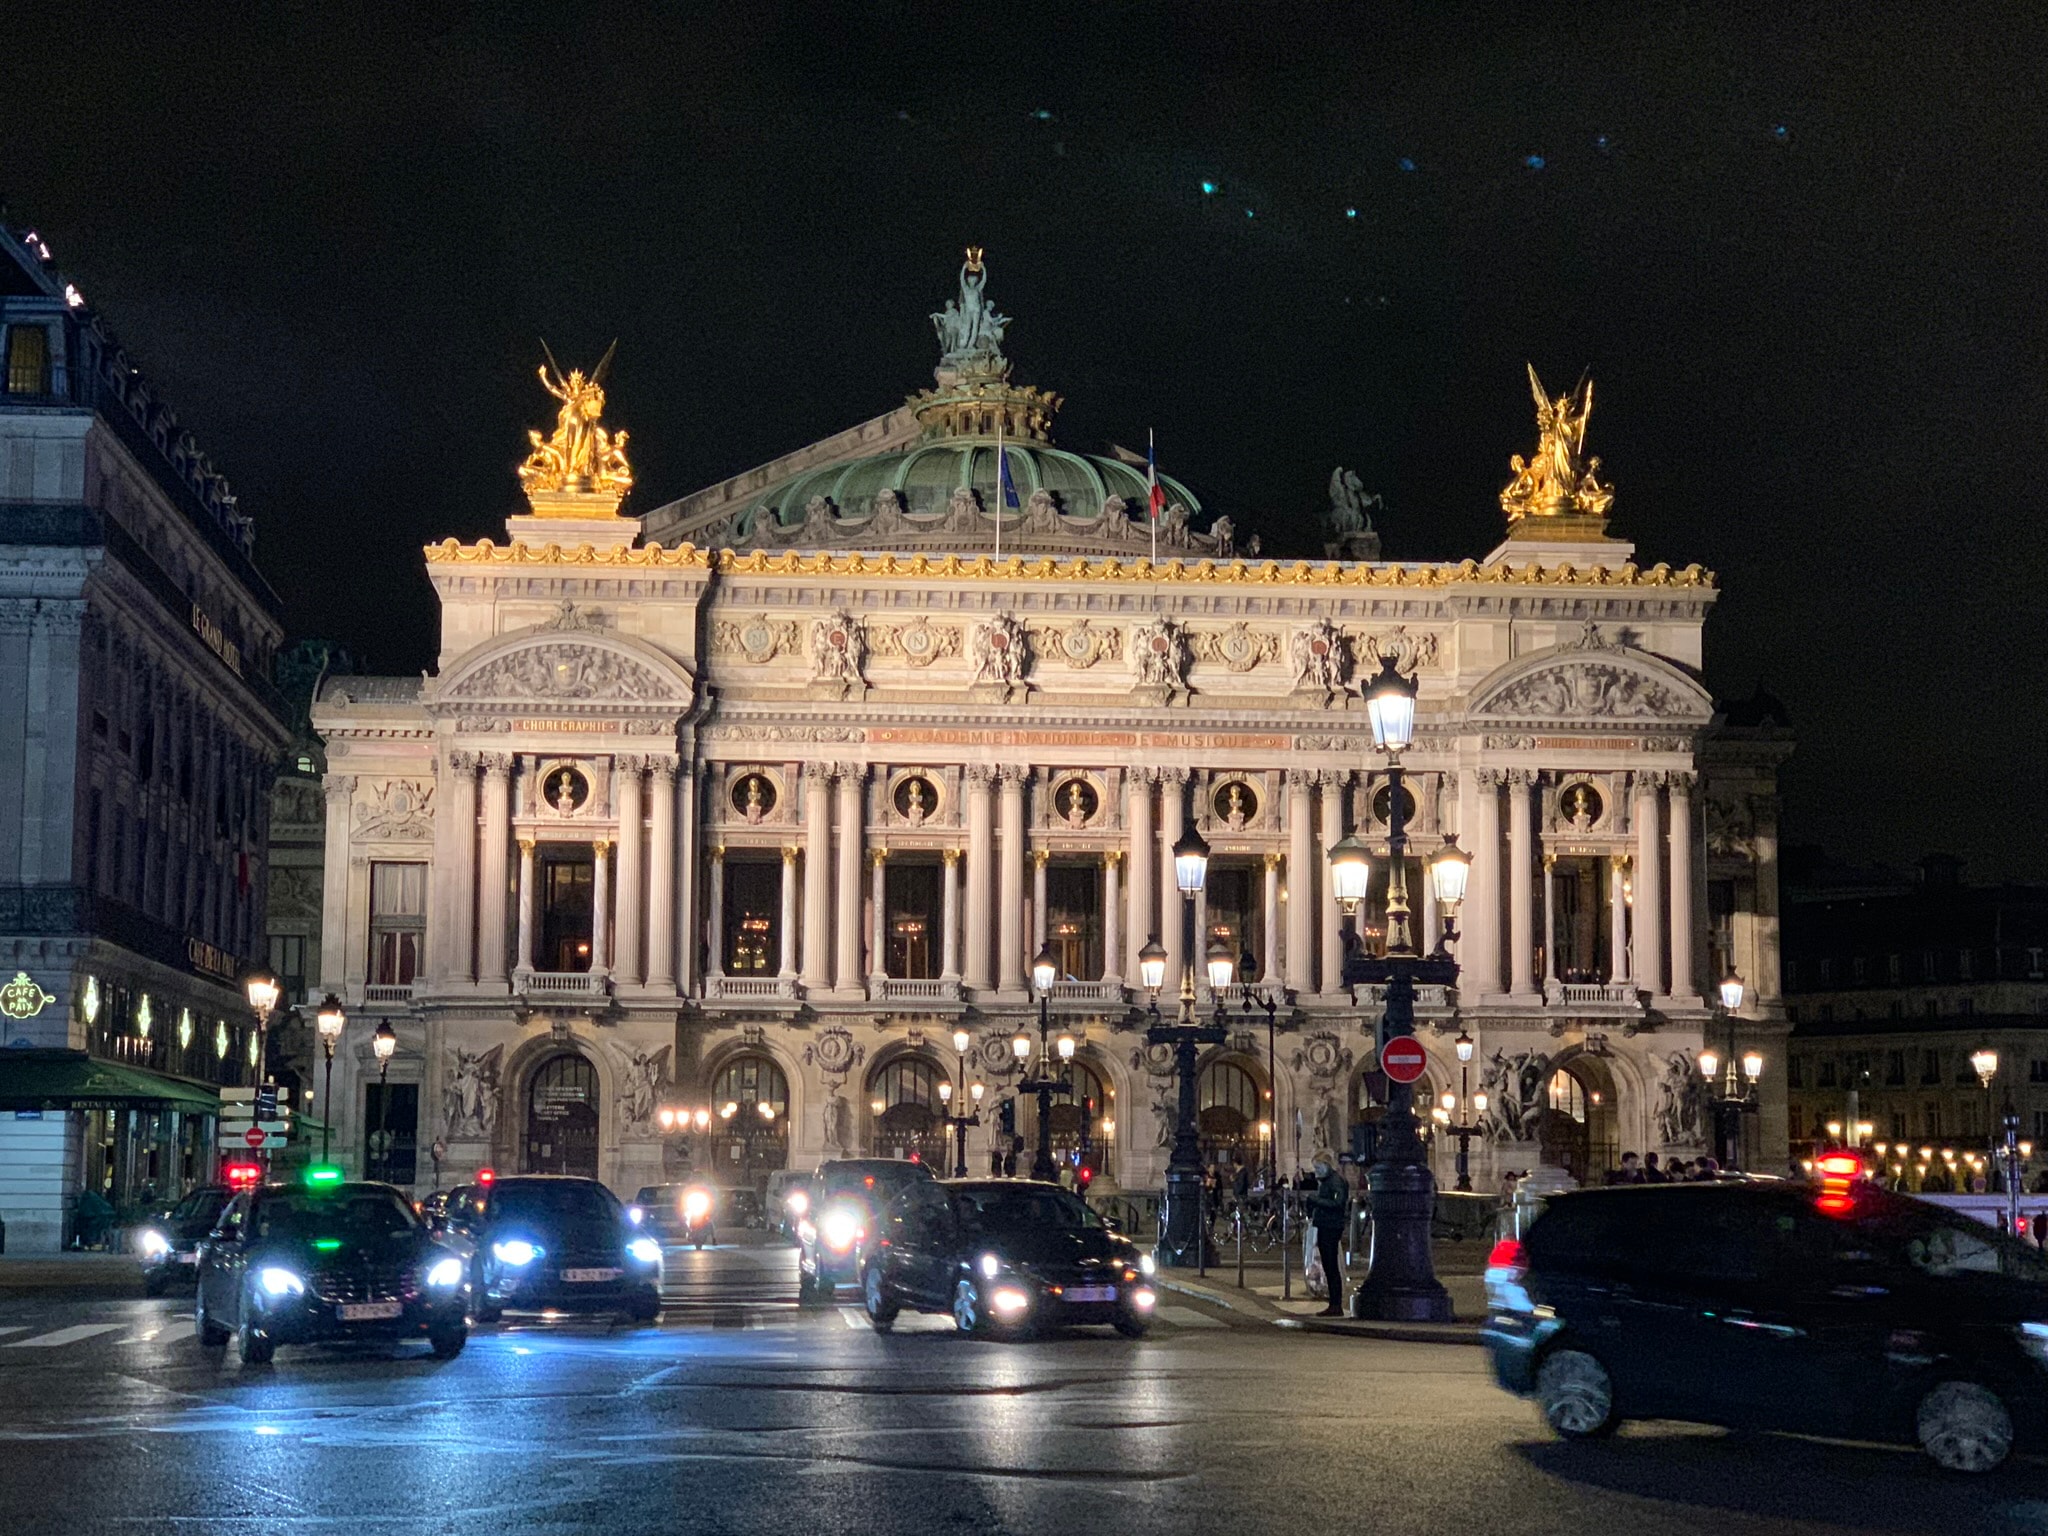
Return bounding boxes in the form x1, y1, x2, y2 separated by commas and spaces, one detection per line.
243, 1126, 268, 1148
1379, 1036, 1428, 1084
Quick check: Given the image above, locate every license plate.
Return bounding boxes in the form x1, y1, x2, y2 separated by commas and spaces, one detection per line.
338, 1302, 402, 1321
563, 1267, 621, 1283
1065, 1285, 1116, 1303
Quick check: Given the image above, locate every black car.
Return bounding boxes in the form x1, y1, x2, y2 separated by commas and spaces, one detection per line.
861, 1178, 1158, 1339
137, 1184, 232, 1296
795, 1158, 938, 1302
194, 1177, 469, 1363
443, 1174, 662, 1323
630, 1183, 717, 1246
1483, 1177, 2048, 1473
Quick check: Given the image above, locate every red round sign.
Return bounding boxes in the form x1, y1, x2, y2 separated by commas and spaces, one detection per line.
243, 1126, 268, 1148
1380, 1036, 1428, 1084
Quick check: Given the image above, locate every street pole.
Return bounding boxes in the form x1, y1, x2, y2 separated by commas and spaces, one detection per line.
1145, 820, 1226, 1269
321, 1042, 335, 1164
1019, 961, 1072, 1183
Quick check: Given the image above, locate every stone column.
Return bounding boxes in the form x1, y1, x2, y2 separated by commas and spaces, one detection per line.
801, 765, 832, 990
1752, 797, 1782, 1003
676, 765, 698, 995
1158, 769, 1188, 992
1102, 851, 1123, 983
1507, 772, 1537, 998
1318, 772, 1345, 995
1541, 852, 1558, 988
998, 767, 1027, 992
1032, 849, 1050, 957
320, 775, 354, 990
1633, 774, 1665, 996
1262, 852, 1282, 983
612, 756, 644, 986
1667, 771, 1697, 1001
448, 753, 478, 984
869, 848, 888, 985
1461, 769, 1503, 999
1422, 860, 1441, 956
835, 766, 864, 993
778, 846, 799, 978
1610, 856, 1631, 983
964, 767, 995, 990
645, 756, 677, 988
591, 839, 612, 976
515, 838, 536, 975
1125, 772, 1154, 981
1286, 771, 1315, 993
706, 845, 726, 978
941, 848, 962, 981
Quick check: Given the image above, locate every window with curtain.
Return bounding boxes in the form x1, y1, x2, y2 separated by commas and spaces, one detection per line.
369, 862, 427, 985
5, 324, 50, 395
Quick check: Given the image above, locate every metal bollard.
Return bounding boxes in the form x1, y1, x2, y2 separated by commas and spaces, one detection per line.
1196, 1183, 1207, 1278
1235, 1203, 1245, 1289
1281, 1190, 1292, 1301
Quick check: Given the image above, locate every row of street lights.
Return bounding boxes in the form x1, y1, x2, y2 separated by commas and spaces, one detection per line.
239, 975, 395, 1169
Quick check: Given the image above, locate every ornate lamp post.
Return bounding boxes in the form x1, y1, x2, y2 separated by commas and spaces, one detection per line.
1018, 950, 1075, 1182
1441, 1029, 1489, 1193
1335, 655, 1466, 1321
937, 1027, 986, 1179
243, 969, 280, 1080
1227, 945, 1280, 1190
313, 993, 347, 1163
1146, 823, 1227, 1268
370, 1020, 397, 1182
1970, 1044, 1999, 1179
1697, 972, 1762, 1169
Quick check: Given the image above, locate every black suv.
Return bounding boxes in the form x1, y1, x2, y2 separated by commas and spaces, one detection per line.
137, 1184, 232, 1296
444, 1175, 662, 1323
795, 1158, 937, 1302
1484, 1177, 2048, 1473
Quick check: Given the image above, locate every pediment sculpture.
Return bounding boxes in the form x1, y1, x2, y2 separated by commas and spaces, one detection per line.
352, 779, 434, 840
448, 643, 672, 703
1478, 662, 1687, 720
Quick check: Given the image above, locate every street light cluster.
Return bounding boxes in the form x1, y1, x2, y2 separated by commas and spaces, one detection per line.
239, 978, 400, 1171
658, 1101, 778, 1133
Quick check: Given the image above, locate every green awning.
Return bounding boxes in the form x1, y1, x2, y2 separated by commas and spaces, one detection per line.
0, 1050, 222, 1115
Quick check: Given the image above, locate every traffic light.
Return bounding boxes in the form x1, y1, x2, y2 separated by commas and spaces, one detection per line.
255, 1085, 279, 1120
999, 1098, 1016, 1136
1077, 1165, 1093, 1189
1079, 1097, 1094, 1159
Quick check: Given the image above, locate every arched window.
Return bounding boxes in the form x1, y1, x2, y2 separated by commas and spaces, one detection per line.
707, 1055, 789, 1189
1197, 1060, 1264, 1163
1043, 1060, 1110, 1178
870, 1057, 946, 1166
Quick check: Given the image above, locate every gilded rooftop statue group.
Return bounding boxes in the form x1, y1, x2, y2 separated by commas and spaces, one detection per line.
514, 249, 1617, 543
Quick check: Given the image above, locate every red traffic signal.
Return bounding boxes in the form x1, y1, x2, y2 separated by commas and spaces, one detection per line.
1077, 1166, 1093, 1188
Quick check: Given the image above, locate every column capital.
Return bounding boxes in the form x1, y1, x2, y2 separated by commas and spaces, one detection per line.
1542, 852, 1557, 871
646, 751, 681, 775
1102, 848, 1123, 868
518, 836, 536, 853
614, 752, 647, 775
964, 763, 996, 787
1031, 847, 1051, 869
997, 764, 1028, 790
1632, 770, 1666, 795
480, 752, 514, 778
1474, 767, 1505, 789
447, 750, 480, 773
709, 843, 725, 861
593, 838, 612, 856
782, 845, 800, 865
802, 761, 835, 786
1504, 767, 1535, 789
834, 761, 867, 785
1316, 767, 1347, 792
1263, 850, 1284, 871
323, 774, 356, 804
1665, 770, 1698, 794
942, 846, 962, 866
870, 847, 889, 868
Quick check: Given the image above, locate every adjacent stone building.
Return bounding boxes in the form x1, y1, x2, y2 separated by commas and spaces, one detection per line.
309, 254, 1792, 1202
0, 224, 291, 1249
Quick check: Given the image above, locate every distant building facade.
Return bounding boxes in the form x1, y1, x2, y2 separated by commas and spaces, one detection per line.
1784, 854, 2048, 1188
309, 254, 1792, 1203
0, 224, 291, 1249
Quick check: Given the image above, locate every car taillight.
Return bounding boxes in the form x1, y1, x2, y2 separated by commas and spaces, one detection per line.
1485, 1238, 1528, 1281
1816, 1152, 1863, 1216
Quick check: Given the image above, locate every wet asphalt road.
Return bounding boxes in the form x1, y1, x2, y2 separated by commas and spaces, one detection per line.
1, 1241, 2043, 1536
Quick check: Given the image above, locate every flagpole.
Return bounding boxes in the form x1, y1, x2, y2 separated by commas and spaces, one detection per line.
1148, 427, 1157, 565
995, 416, 1003, 566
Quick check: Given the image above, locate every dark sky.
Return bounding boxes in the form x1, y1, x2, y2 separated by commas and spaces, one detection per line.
5, 1, 2045, 876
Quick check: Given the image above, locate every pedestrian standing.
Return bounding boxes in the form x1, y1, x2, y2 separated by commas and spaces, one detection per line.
1307, 1150, 1350, 1317
1643, 1152, 1667, 1184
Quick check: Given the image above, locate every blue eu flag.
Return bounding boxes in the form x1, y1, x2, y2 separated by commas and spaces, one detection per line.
998, 446, 1020, 509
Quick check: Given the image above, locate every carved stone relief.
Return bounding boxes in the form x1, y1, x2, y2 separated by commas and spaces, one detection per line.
868, 616, 961, 667
1190, 621, 1279, 673
1037, 618, 1121, 668
1480, 663, 1685, 720
449, 644, 671, 702
713, 615, 802, 664
352, 779, 435, 840
1355, 625, 1440, 674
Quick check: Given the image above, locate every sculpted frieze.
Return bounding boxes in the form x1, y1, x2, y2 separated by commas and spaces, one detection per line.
1036, 618, 1121, 668
868, 616, 961, 667
712, 615, 802, 664
352, 778, 435, 840
1130, 616, 1191, 693
449, 643, 670, 703
1288, 619, 1349, 693
701, 724, 867, 743
1480, 663, 1685, 720
1354, 625, 1440, 674
1189, 621, 1279, 673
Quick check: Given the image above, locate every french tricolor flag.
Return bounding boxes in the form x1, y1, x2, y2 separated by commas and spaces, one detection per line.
1146, 429, 1165, 520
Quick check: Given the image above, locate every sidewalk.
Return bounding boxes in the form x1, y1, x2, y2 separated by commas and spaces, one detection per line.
0, 1252, 145, 1294
1155, 1250, 1487, 1346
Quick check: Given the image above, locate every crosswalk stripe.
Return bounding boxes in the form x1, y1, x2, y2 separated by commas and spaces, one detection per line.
123, 1319, 197, 1345
6, 1324, 124, 1349
840, 1307, 866, 1329
1155, 1306, 1227, 1329
0, 1328, 27, 1341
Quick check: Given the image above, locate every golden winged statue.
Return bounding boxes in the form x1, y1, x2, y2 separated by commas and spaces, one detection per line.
518, 341, 634, 503
1501, 365, 1613, 524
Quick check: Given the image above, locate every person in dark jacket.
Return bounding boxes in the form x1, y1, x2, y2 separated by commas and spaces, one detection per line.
1306, 1150, 1350, 1317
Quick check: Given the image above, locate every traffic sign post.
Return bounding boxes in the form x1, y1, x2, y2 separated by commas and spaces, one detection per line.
1380, 1036, 1428, 1085
243, 1126, 268, 1149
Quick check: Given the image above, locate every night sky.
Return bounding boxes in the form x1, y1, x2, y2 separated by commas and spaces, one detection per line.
5, 2, 2044, 876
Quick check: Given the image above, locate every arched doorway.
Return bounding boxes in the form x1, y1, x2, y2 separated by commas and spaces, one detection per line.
1043, 1059, 1110, 1182
1539, 1055, 1619, 1185
1352, 1066, 1436, 1171
1197, 1059, 1265, 1171
868, 1056, 946, 1167
525, 1052, 599, 1178
707, 1055, 790, 1193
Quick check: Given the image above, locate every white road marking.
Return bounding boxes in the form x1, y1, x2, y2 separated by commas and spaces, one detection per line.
124, 1319, 196, 1345
6, 1324, 124, 1349
0, 1328, 27, 1340
840, 1307, 867, 1329
1155, 1306, 1226, 1329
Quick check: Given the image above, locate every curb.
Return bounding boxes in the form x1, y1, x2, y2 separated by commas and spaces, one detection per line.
1158, 1275, 1484, 1345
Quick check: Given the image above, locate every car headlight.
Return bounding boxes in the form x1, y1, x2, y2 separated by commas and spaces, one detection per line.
683, 1190, 711, 1221
1139, 1252, 1156, 1276
979, 1252, 1001, 1280
819, 1207, 862, 1252
138, 1229, 170, 1259
1131, 1287, 1157, 1310
424, 1257, 464, 1289
627, 1237, 663, 1266
786, 1189, 810, 1218
493, 1240, 542, 1266
256, 1266, 306, 1298
989, 1286, 1032, 1316
627, 1206, 644, 1225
